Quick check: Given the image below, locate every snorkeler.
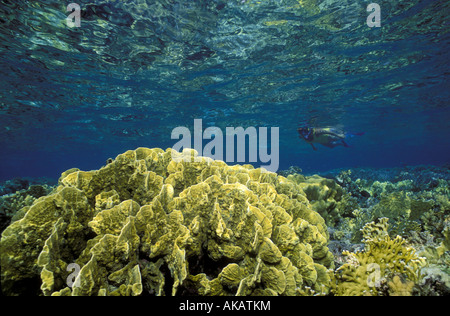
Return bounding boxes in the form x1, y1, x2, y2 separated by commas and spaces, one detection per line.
297, 126, 364, 151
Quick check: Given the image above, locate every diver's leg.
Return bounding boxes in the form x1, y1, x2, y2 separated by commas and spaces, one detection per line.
345, 132, 365, 138
342, 140, 350, 148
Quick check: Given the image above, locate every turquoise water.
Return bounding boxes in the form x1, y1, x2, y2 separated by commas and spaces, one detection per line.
0, 0, 449, 180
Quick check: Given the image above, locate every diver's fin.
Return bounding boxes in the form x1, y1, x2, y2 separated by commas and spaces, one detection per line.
346, 132, 365, 137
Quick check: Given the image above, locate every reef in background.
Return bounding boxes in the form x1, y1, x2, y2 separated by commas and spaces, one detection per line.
1, 152, 448, 296
0, 177, 56, 196
281, 164, 450, 295
0, 179, 55, 234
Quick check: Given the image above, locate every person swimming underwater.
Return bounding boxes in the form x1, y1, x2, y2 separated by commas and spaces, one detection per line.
298, 126, 364, 151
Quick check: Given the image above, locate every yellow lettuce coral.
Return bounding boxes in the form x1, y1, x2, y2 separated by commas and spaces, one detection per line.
388, 275, 415, 296
288, 174, 350, 227
333, 218, 426, 296
1, 147, 334, 296
1, 187, 91, 295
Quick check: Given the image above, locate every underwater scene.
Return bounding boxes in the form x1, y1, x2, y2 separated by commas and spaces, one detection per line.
0, 0, 449, 297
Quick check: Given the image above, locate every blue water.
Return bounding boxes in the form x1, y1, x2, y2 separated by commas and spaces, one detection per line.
0, 0, 449, 181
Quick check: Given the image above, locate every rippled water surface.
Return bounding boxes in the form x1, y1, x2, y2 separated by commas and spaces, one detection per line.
0, 0, 449, 179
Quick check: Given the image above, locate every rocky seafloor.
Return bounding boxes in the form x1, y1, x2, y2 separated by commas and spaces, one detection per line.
1, 149, 449, 296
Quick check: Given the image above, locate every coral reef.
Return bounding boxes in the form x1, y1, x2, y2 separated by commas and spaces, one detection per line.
333, 219, 426, 296
2, 159, 448, 296
280, 165, 449, 296
387, 275, 415, 296
0, 177, 55, 196
328, 166, 449, 296
287, 174, 356, 228
277, 166, 303, 178
413, 225, 450, 295
1, 148, 334, 296
0, 183, 54, 234
328, 166, 450, 245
